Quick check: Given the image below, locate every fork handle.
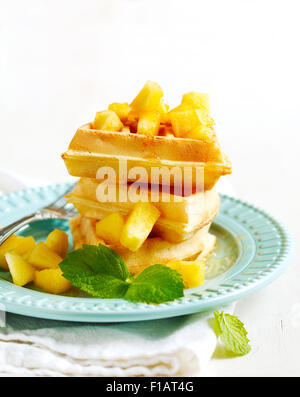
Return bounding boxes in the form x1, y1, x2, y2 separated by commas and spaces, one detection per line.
0, 213, 40, 245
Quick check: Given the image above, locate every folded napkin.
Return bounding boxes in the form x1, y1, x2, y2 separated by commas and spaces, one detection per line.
0, 307, 234, 377
0, 170, 235, 376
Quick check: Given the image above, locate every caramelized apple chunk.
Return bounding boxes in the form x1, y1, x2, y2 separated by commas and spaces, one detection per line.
181, 92, 210, 114
137, 112, 160, 136
185, 125, 214, 142
108, 103, 130, 122
46, 229, 69, 258
130, 81, 163, 113
34, 268, 72, 294
0, 235, 35, 270
168, 106, 213, 137
167, 260, 205, 288
5, 251, 35, 286
93, 110, 123, 131
29, 242, 62, 269
95, 212, 125, 245
120, 202, 160, 252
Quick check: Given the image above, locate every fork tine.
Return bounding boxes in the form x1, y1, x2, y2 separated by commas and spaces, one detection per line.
45, 183, 76, 210
47, 198, 67, 210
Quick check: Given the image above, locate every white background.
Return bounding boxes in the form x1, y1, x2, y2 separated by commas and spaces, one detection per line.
1, 0, 300, 376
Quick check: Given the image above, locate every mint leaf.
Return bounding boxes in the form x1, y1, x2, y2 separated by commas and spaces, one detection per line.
125, 264, 184, 304
213, 311, 251, 356
73, 274, 130, 298
59, 245, 185, 303
60, 244, 129, 280
59, 244, 131, 298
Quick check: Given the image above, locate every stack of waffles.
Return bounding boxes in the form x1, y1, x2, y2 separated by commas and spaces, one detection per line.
62, 81, 231, 275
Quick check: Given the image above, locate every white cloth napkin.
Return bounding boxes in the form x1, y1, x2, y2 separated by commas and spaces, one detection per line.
0, 170, 235, 376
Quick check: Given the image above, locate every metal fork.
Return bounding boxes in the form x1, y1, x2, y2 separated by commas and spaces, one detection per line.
0, 183, 77, 245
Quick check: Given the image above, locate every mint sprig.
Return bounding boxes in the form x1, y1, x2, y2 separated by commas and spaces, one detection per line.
213, 311, 251, 356
59, 244, 184, 303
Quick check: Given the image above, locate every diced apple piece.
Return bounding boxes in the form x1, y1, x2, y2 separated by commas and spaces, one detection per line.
22, 247, 35, 262
46, 229, 69, 258
93, 110, 123, 131
120, 202, 160, 252
130, 81, 163, 113
195, 109, 214, 127
0, 235, 35, 270
5, 251, 35, 286
34, 268, 72, 294
167, 260, 205, 288
95, 212, 125, 245
137, 112, 160, 136
169, 103, 189, 113
17, 236, 36, 254
0, 235, 23, 269
181, 92, 210, 114
108, 103, 130, 122
185, 125, 214, 142
168, 108, 203, 137
168, 108, 213, 137
158, 100, 169, 123
158, 100, 169, 114
29, 242, 62, 269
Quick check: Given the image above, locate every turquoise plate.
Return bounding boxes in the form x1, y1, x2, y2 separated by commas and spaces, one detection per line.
0, 184, 292, 322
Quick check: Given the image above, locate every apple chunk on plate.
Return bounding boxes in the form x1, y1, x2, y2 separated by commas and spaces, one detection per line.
5, 251, 35, 287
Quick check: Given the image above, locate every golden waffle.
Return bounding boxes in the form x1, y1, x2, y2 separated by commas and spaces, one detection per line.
62, 124, 231, 191
66, 177, 220, 242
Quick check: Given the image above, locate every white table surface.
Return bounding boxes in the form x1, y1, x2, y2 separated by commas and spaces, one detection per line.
1, 0, 299, 376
